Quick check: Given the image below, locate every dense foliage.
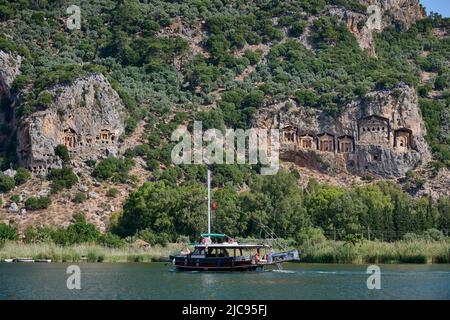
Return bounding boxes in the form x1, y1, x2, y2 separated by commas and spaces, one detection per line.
0, 1, 447, 167
25, 196, 52, 210
47, 166, 78, 193
0, 1, 448, 246
114, 170, 450, 242
0, 222, 18, 241
92, 157, 135, 182
23, 213, 124, 247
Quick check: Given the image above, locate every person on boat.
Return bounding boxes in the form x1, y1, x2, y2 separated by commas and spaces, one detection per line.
223, 249, 229, 257
267, 251, 273, 264
180, 248, 191, 256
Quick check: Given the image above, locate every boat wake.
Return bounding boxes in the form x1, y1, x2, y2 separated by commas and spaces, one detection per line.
272, 269, 296, 274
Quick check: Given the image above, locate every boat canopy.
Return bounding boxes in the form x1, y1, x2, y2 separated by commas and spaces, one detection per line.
194, 243, 271, 249
201, 233, 228, 238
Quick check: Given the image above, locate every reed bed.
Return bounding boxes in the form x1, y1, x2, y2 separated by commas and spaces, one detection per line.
0, 240, 448, 264
299, 240, 450, 264
0, 242, 185, 263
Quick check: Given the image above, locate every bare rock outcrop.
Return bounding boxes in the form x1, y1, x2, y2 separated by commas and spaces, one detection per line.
0, 50, 22, 149
17, 73, 127, 174
255, 83, 431, 178
326, 6, 375, 53
359, 0, 425, 30
0, 50, 22, 98
326, 0, 425, 54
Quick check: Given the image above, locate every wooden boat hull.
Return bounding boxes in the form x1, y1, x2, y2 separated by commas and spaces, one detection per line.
174, 265, 263, 272
171, 256, 263, 272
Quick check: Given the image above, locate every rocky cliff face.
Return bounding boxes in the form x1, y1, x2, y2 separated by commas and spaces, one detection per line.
326, 6, 375, 53
17, 73, 127, 174
255, 83, 431, 178
0, 50, 22, 147
359, 0, 425, 30
326, 0, 425, 54
0, 50, 21, 99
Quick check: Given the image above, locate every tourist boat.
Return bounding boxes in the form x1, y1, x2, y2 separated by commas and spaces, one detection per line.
170, 170, 300, 272
171, 233, 299, 272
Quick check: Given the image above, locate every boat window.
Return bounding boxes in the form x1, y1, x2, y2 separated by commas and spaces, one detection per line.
192, 248, 205, 255
207, 247, 216, 257
218, 248, 229, 257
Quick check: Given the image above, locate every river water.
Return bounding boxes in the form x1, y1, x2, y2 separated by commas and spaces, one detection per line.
0, 263, 448, 300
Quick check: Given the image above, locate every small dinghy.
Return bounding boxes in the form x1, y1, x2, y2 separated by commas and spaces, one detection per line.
2, 259, 13, 263
13, 258, 34, 263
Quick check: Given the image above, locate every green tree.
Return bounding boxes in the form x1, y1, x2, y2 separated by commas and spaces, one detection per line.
54, 145, 70, 163
92, 157, 134, 181
438, 197, 450, 232
213, 186, 247, 236
53, 214, 100, 245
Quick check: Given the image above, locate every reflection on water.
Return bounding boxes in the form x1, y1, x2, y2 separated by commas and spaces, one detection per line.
0, 263, 449, 300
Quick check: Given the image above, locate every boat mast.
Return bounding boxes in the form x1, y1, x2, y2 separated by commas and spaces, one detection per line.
207, 168, 211, 234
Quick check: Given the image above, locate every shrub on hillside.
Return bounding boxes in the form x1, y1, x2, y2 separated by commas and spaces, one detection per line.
92, 157, 134, 182
48, 166, 78, 193
0, 222, 18, 240
54, 145, 70, 163
106, 188, 119, 198
25, 196, 52, 210
14, 167, 31, 185
0, 174, 15, 192
73, 192, 87, 203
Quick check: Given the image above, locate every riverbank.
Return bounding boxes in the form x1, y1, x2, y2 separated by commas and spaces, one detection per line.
0, 240, 448, 264
0, 242, 185, 263
300, 239, 449, 264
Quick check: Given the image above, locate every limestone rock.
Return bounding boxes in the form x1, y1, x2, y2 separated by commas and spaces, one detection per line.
255, 83, 431, 178
2, 169, 16, 178
326, 0, 425, 54
88, 191, 99, 199
38, 190, 49, 197
0, 50, 22, 98
326, 6, 375, 53
8, 202, 18, 213
20, 208, 26, 215
358, 0, 425, 30
17, 73, 127, 174
78, 185, 89, 193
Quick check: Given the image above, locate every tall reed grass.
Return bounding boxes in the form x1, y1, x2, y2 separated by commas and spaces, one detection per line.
0, 242, 185, 263
299, 240, 449, 264
0, 240, 448, 264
